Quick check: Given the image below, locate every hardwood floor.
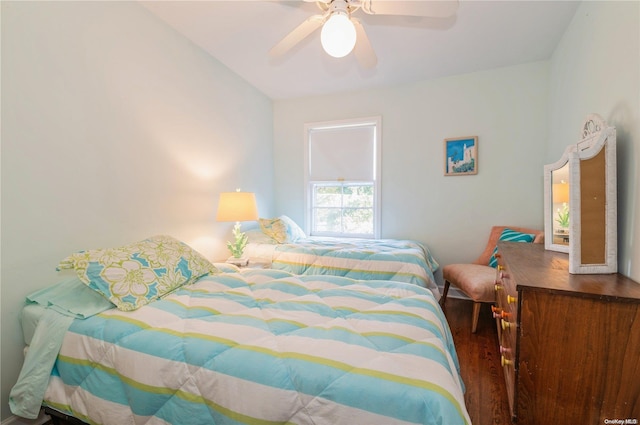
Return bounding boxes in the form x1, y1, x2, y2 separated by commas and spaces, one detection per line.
442, 297, 512, 425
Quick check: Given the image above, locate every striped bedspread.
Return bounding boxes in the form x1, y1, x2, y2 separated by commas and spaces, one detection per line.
43, 269, 469, 425
247, 237, 440, 299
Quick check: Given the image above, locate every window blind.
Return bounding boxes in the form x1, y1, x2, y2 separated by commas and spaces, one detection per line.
308, 125, 375, 181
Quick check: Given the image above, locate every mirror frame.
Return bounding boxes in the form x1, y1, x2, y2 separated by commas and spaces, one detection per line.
544, 114, 617, 273
568, 114, 617, 274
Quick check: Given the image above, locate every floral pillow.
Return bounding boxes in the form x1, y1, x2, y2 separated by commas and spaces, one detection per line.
57, 235, 218, 311
259, 215, 306, 243
245, 228, 279, 244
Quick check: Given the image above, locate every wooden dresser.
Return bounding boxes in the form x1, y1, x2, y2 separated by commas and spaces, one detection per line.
494, 241, 640, 424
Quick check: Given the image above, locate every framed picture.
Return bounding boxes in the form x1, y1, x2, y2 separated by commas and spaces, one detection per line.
444, 136, 478, 176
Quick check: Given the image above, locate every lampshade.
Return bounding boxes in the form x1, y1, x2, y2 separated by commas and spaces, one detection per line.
216, 192, 258, 222
552, 182, 570, 203
321, 13, 356, 58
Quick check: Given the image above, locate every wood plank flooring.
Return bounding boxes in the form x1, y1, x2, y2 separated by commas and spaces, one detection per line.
443, 297, 512, 425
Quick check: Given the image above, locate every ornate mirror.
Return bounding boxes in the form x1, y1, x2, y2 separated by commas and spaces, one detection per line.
544, 114, 617, 274
544, 152, 571, 253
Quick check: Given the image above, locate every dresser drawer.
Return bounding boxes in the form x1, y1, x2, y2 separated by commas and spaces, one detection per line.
494, 251, 518, 420
495, 261, 518, 323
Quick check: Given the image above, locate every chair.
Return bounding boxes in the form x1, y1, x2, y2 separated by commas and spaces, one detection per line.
439, 225, 544, 332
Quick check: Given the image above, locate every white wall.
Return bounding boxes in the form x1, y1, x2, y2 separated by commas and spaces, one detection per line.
2, 0, 638, 421
0, 1, 274, 420
548, 0, 640, 281
273, 62, 549, 267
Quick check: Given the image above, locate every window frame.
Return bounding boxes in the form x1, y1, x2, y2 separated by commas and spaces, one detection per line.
303, 116, 381, 239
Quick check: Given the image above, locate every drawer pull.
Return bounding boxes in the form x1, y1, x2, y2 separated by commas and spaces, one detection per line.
497, 265, 505, 271
495, 284, 503, 291
494, 310, 509, 319
501, 355, 513, 367
501, 319, 511, 330
507, 295, 517, 304
492, 306, 509, 319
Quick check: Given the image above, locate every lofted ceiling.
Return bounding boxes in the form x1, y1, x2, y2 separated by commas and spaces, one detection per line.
140, 0, 580, 100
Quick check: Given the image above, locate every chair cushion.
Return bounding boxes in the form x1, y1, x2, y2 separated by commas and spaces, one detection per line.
487, 228, 536, 268
443, 263, 497, 303
475, 225, 543, 266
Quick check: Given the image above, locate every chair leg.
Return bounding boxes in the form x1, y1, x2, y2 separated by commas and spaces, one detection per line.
471, 302, 481, 333
439, 280, 450, 307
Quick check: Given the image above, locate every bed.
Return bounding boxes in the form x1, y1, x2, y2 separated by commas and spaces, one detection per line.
10, 235, 469, 425
244, 217, 441, 300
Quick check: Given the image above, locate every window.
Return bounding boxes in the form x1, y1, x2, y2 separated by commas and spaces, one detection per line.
304, 117, 381, 238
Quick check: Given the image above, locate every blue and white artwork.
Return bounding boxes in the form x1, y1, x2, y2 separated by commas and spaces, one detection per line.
445, 136, 478, 175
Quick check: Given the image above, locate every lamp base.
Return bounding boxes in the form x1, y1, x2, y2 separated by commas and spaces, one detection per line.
226, 256, 249, 267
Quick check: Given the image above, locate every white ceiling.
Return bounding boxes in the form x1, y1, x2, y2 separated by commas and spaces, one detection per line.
140, 0, 580, 100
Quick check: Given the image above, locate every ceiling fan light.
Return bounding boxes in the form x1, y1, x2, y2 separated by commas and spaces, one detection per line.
320, 13, 356, 58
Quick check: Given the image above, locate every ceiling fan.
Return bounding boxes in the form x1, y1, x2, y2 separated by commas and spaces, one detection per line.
269, 0, 459, 69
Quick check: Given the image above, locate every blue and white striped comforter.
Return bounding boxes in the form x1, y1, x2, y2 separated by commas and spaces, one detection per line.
247, 237, 440, 299
43, 269, 470, 425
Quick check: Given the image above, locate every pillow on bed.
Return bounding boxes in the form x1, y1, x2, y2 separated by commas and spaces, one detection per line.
488, 228, 536, 268
57, 235, 218, 311
245, 228, 279, 244
259, 215, 306, 243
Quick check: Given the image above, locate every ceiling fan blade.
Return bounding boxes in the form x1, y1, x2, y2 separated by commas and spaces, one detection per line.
352, 19, 377, 69
360, 0, 459, 18
269, 15, 325, 58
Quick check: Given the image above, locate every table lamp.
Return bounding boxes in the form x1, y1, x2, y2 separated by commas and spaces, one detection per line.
216, 190, 258, 266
